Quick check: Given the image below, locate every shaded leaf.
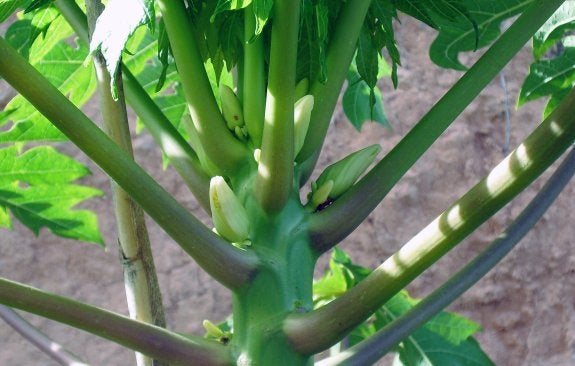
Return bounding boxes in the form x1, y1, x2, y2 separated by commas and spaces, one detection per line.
426, 0, 532, 70
343, 57, 389, 131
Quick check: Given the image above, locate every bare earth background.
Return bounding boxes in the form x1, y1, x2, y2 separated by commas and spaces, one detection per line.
1, 17, 574, 365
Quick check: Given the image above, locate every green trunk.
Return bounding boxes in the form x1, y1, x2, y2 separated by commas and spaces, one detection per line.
232, 191, 316, 365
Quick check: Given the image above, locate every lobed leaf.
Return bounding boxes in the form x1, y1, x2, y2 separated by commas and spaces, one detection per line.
315, 249, 491, 364
0, 146, 103, 244
425, 0, 532, 70
0, 39, 96, 143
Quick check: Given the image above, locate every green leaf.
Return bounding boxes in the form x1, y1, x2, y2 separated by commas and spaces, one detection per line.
297, 0, 330, 84
317, 249, 492, 364
252, 0, 273, 35
24, 0, 52, 13
0, 146, 103, 245
533, 2, 575, 60
394, 328, 494, 366
424, 0, 532, 70
0, 39, 96, 143
343, 57, 389, 131
212, 0, 252, 21
90, 0, 155, 97
5, 5, 71, 62
0, 0, 30, 23
517, 46, 575, 108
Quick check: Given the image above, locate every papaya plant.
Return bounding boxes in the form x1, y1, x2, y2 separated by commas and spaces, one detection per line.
1, 0, 575, 365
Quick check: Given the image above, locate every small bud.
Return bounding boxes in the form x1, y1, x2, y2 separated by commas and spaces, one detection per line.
220, 84, 244, 130
295, 78, 309, 101
294, 95, 314, 155
315, 144, 381, 199
311, 179, 334, 208
210, 176, 250, 243
203, 319, 225, 338
253, 148, 261, 163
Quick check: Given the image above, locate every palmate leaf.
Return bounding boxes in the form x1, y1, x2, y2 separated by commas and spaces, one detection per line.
532, 2, 575, 60
0, 8, 96, 143
421, 0, 533, 70
0, 146, 103, 245
315, 249, 492, 364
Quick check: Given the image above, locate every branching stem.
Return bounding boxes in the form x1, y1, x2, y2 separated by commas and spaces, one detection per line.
0, 36, 258, 290
308, 0, 566, 250
285, 83, 575, 355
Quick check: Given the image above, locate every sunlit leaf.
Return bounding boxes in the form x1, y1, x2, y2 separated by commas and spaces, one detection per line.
0, 146, 103, 245
90, 0, 154, 97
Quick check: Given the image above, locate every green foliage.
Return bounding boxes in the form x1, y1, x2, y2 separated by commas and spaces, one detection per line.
1, 7, 95, 143
314, 249, 493, 365
0, 146, 103, 244
519, 2, 575, 117
0, 1, 572, 365
89, 0, 155, 97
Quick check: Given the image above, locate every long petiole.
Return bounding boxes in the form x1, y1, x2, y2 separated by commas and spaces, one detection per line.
242, 5, 265, 148
55, 0, 211, 212
157, 0, 249, 175
295, 0, 373, 164
285, 83, 575, 355
0, 278, 232, 366
317, 146, 575, 366
0, 36, 258, 290
308, 0, 566, 250
255, 0, 300, 213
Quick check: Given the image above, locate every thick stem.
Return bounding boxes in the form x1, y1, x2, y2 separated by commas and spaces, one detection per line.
296, 0, 372, 163
308, 0, 566, 250
242, 6, 265, 148
232, 196, 316, 365
53, 0, 211, 212
0, 278, 232, 366
255, 0, 300, 213
0, 305, 88, 366
0, 36, 258, 290
285, 84, 575, 355
320, 146, 575, 366
157, 0, 249, 175
86, 2, 167, 366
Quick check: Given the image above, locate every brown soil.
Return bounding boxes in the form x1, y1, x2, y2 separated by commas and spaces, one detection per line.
1, 16, 574, 366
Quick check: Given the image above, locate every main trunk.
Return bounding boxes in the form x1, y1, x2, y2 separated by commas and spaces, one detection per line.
231, 196, 317, 365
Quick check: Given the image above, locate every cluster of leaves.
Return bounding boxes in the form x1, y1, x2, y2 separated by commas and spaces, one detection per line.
314, 249, 494, 365
518, 2, 575, 117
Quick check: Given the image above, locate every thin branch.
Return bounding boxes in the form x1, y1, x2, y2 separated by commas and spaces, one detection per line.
255, 0, 300, 213
295, 0, 373, 163
318, 145, 575, 366
157, 0, 249, 175
0, 278, 232, 366
284, 83, 575, 355
54, 0, 211, 212
0, 36, 259, 290
85, 2, 167, 365
0, 305, 89, 366
308, 0, 566, 252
